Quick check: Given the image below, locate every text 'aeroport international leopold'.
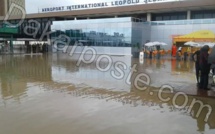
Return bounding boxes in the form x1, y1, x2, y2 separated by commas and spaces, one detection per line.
41, 0, 182, 13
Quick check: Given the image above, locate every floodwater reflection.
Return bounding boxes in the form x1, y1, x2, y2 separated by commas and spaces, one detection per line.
0, 53, 215, 134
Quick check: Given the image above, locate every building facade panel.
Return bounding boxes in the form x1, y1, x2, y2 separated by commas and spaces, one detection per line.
0, 0, 5, 16
0, 0, 25, 16
8, 0, 25, 16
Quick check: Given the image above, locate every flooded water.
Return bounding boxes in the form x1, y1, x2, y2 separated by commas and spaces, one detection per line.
0, 53, 215, 134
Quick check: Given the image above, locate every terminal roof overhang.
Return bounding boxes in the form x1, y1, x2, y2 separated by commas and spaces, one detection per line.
0, 0, 215, 21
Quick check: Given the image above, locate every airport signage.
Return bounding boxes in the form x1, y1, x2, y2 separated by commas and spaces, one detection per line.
41, 0, 183, 13
0, 24, 18, 34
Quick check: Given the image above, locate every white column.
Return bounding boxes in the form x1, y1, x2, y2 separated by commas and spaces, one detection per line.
147, 13, 151, 22
187, 10, 191, 20
47, 38, 51, 45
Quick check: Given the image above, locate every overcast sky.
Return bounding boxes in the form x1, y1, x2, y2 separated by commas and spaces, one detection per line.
26, 0, 113, 13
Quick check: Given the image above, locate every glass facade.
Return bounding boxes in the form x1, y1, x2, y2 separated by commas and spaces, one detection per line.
152, 12, 187, 21
51, 16, 215, 53
191, 10, 215, 19
151, 10, 215, 21
51, 17, 133, 47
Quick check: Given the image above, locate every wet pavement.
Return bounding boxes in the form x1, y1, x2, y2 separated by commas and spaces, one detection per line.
0, 53, 215, 134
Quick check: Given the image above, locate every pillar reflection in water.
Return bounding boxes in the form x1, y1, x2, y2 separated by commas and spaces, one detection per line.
0, 54, 52, 101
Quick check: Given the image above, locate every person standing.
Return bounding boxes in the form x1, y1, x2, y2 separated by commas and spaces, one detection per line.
192, 49, 201, 85
208, 46, 215, 84
142, 44, 146, 58
156, 45, 161, 59
199, 45, 211, 90
172, 44, 177, 57
149, 47, 153, 59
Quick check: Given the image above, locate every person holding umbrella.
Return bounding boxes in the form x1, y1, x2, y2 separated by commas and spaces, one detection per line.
192, 48, 201, 85
199, 45, 211, 90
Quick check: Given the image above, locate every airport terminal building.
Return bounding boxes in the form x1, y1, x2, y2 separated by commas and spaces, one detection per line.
0, 0, 215, 55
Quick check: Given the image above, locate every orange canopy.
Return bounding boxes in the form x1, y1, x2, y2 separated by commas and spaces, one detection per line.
173, 30, 215, 42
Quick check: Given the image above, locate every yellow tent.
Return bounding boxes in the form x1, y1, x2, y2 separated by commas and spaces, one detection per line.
173, 30, 215, 42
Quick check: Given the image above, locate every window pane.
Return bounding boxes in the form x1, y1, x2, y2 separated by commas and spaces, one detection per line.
163, 16, 170, 20
155, 16, 162, 21
178, 15, 186, 20
170, 15, 177, 20
204, 13, 212, 18
213, 13, 215, 18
